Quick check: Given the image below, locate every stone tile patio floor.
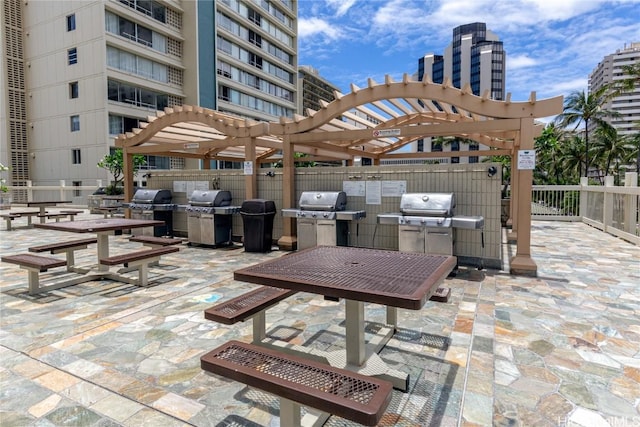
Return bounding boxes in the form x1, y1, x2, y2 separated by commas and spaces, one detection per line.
0, 209, 639, 427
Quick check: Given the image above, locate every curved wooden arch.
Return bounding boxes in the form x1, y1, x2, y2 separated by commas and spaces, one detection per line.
274, 74, 562, 135
116, 105, 264, 148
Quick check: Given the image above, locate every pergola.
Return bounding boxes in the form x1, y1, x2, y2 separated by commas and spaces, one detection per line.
115, 74, 563, 275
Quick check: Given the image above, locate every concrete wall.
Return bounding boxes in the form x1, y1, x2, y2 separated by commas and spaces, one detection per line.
147, 162, 502, 268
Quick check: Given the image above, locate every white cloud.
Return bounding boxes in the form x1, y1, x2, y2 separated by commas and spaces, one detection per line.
298, 17, 344, 40
508, 55, 538, 69
326, 0, 357, 17
372, 0, 434, 29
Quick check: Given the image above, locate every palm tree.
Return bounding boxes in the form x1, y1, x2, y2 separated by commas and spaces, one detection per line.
591, 123, 635, 184
555, 86, 618, 178
558, 135, 586, 183
535, 123, 567, 184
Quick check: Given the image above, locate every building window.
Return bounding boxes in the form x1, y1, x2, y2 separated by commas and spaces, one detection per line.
248, 8, 261, 25
72, 181, 82, 197
69, 81, 79, 99
68, 48, 78, 65
70, 115, 80, 132
67, 14, 76, 31
72, 149, 81, 164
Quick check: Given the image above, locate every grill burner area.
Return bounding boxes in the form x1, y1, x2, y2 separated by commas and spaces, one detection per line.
178, 190, 240, 246
124, 189, 175, 236
377, 192, 484, 258
282, 191, 366, 250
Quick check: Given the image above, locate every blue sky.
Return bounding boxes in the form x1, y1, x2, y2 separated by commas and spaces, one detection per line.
297, 0, 640, 104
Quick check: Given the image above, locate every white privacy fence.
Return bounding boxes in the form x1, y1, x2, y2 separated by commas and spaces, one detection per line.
531, 173, 639, 245
5, 173, 639, 246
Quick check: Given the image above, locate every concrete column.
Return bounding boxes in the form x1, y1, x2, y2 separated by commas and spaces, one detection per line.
59, 179, 66, 201
623, 172, 637, 235
603, 176, 614, 233
579, 177, 588, 219
27, 180, 33, 202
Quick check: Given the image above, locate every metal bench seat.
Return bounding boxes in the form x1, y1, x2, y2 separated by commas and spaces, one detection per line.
201, 340, 393, 426
100, 246, 179, 286
205, 286, 297, 342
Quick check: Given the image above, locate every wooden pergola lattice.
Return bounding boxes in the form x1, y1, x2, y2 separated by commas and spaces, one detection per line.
116, 74, 563, 275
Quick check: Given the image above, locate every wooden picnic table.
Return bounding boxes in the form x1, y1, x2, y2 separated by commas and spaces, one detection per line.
35, 218, 163, 271
27, 200, 72, 223
233, 245, 456, 390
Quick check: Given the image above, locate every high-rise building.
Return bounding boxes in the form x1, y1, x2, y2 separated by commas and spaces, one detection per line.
589, 42, 640, 136
297, 65, 339, 115
418, 22, 505, 100
408, 23, 505, 163
0, 0, 297, 201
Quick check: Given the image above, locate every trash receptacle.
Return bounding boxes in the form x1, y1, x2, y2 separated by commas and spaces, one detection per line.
241, 199, 276, 252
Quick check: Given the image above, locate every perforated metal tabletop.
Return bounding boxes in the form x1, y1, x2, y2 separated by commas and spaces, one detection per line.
234, 246, 456, 310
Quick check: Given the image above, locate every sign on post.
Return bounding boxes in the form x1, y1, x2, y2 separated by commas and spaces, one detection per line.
517, 150, 536, 170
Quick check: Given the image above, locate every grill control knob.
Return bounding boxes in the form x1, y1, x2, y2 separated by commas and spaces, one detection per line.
323, 213, 329, 218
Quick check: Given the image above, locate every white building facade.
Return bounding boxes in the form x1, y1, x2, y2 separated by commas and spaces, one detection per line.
0, 0, 297, 201
589, 42, 640, 137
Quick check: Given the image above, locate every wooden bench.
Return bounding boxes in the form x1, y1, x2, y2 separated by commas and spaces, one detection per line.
94, 206, 119, 218
201, 340, 393, 426
1, 210, 42, 230
60, 210, 84, 220
99, 246, 180, 287
205, 286, 297, 343
38, 211, 80, 222
29, 238, 97, 271
1, 253, 67, 294
120, 236, 184, 271
129, 235, 185, 247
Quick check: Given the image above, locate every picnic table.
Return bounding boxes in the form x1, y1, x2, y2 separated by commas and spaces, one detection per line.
35, 218, 163, 270
25, 218, 176, 291
233, 245, 456, 390
27, 200, 71, 223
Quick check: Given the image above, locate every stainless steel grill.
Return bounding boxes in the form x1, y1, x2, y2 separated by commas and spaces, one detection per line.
377, 192, 484, 258
124, 189, 175, 236
282, 191, 366, 250
178, 190, 240, 246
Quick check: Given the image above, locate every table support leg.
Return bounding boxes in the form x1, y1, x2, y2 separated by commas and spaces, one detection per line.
280, 398, 301, 426
97, 234, 110, 272
39, 207, 46, 224
345, 299, 365, 366
253, 312, 266, 343
386, 306, 398, 331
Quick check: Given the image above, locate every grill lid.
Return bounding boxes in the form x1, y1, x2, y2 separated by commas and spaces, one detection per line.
298, 191, 347, 211
399, 193, 455, 217
131, 189, 172, 204
188, 190, 232, 207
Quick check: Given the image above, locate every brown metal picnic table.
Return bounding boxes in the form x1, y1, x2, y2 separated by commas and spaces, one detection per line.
234, 245, 456, 390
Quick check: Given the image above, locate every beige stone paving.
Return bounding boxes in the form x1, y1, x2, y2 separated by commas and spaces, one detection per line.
0, 208, 639, 426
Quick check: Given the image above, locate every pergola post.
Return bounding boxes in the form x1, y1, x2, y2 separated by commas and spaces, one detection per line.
509, 118, 536, 276
507, 136, 519, 241
277, 135, 296, 250
123, 148, 134, 218
244, 137, 257, 199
